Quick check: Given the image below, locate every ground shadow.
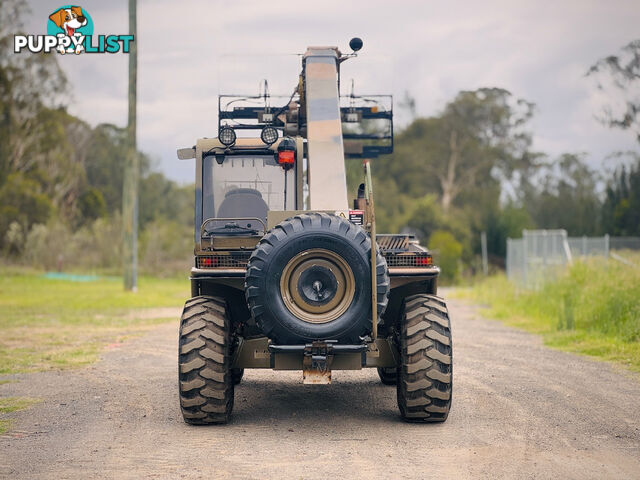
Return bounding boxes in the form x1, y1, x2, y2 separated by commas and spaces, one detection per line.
229, 374, 406, 427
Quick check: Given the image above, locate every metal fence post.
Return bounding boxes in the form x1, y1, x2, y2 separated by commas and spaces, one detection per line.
506, 238, 512, 281
523, 230, 529, 290
481, 231, 489, 276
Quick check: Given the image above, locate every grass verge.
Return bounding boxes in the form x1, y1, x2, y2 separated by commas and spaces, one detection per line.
0, 397, 41, 434
457, 256, 640, 374
0, 269, 189, 374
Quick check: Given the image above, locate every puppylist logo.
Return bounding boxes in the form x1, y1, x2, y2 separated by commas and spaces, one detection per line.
14, 5, 134, 55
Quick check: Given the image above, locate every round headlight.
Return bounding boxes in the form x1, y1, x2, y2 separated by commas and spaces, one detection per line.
260, 127, 278, 145
219, 126, 236, 146
261, 126, 279, 145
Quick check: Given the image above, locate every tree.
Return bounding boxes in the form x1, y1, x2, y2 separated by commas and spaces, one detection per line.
85, 124, 133, 213
480, 204, 533, 261
588, 39, 640, 144
0, 173, 53, 248
0, 0, 94, 230
602, 156, 640, 236
366, 87, 538, 270
373, 88, 536, 215
438, 88, 536, 212
587, 40, 640, 236
398, 90, 417, 121
428, 231, 462, 283
522, 154, 603, 236
139, 173, 193, 228
0, 0, 68, 183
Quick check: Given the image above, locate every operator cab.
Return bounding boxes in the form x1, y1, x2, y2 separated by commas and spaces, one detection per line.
202, 153, 295, 234
180, 135, 303, 249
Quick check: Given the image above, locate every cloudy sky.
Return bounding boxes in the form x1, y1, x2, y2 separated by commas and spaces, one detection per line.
27, 0, 640, 183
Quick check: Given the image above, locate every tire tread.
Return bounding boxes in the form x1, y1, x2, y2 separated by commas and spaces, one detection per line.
178, 295, 234, 424
397, 294, 453, 423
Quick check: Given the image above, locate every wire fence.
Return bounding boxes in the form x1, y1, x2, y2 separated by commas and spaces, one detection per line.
506, 230, 640, 289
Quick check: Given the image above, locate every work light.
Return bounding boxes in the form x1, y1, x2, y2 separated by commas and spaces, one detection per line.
260, 126, 279, 145
218, 126, 236, 146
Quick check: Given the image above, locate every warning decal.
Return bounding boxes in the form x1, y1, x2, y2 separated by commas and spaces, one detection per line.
349, 210, 364, 225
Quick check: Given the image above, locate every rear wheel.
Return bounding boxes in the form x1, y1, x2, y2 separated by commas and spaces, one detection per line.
377, 367, 397, 385
178, 296, 234, 424
397, 294, 452, 422
231, 368, 244, 385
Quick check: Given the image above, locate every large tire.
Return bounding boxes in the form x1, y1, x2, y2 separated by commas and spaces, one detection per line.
397, 294, 452, 422
245, 212, 389, 344
178, 296, 234, 424
377, 367, 397, 385
231, 368, 244, 385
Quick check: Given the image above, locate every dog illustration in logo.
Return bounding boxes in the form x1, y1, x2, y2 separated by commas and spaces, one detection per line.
49, 6, 87, 54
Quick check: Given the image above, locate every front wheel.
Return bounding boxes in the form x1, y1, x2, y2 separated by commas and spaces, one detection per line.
377, 367, 397, 385
397, 294, 452, 422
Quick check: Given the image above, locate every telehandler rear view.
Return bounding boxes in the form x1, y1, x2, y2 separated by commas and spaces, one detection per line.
176, 38, 452, 424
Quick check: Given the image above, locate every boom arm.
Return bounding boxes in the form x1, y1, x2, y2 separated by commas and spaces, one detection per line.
302, 47, 349, 211
213, 41, 394, 211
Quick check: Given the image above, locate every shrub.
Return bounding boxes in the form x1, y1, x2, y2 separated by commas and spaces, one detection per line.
429, 230, 462, 283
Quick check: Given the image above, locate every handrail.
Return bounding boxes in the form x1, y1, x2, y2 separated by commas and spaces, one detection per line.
364, 159, 377, 341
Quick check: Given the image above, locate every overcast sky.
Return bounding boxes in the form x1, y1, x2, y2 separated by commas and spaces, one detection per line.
27, 0, 640, 183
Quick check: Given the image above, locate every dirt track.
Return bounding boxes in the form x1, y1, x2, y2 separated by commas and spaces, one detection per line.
1, 296, 639, 479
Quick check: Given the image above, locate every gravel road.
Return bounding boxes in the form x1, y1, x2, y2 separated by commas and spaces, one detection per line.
1, 296, 639, 479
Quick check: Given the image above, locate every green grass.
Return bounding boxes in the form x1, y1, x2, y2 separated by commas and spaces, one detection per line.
0, 269, 189, 374
457, 256, 640, 373
0, 397, 40, 434
0, 396, 39, 414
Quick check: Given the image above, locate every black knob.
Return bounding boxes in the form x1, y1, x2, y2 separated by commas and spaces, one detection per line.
349, 37, 363, 52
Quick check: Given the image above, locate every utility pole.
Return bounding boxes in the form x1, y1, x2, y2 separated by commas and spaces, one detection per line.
122, 0, 138, 291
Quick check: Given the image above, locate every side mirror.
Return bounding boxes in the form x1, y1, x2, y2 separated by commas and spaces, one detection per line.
177, 147, 195, 160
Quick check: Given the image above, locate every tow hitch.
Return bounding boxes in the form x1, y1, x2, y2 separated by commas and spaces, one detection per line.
268, 342, 368, 384
303, 340, 336, 384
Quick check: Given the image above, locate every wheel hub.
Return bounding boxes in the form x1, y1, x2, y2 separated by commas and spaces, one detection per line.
280, 249, 355, 324
298, 265, 338, 305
